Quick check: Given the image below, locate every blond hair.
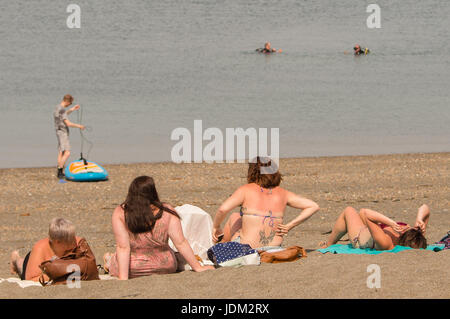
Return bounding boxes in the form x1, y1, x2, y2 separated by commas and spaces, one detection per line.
48, 218, 76, 243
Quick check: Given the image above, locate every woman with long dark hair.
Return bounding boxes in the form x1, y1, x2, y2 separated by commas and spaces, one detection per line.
104, 176, 213, 279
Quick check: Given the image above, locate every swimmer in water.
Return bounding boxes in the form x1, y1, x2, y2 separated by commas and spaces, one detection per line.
353, 44, 370, 55
256, 42, 282, 54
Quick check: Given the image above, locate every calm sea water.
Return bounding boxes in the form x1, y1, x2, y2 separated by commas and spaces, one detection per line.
0, 0, 449, 168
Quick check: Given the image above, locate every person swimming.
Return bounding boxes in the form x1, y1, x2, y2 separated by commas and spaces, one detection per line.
256, 42, 282, 54
353, 44, 370, 55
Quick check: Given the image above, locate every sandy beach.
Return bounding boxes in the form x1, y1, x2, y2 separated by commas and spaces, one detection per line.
0, 152, 449, 299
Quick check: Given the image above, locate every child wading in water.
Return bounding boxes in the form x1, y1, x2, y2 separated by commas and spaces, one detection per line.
53, 94, 85, 179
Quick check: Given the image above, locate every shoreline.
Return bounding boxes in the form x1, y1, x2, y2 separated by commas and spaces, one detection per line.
1, 150, 449, 171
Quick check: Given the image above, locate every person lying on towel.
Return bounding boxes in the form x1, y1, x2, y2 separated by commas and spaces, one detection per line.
212, 156, 320, 251
320, 204, 430, 250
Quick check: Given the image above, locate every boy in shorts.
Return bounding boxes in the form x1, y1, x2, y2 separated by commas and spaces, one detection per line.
53, 94, 85, 179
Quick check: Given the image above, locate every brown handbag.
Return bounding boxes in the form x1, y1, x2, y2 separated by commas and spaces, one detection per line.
39, 237, 100, 286
259, 246, 307, 263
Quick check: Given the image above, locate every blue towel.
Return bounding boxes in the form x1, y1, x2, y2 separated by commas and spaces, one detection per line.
318, 243, 445, 255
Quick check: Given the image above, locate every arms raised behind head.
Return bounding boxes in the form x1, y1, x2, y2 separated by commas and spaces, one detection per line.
415, 204, 430, 234
359, 209, 400, 250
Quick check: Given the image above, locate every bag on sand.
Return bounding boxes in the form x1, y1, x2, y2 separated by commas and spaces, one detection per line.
39, 238, 100, 286
207, 242, 260, 267
435, 231, 450, 250
259, 246, 307, 263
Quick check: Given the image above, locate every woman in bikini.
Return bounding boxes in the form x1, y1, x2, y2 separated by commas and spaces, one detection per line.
320, 204, 430, 250
212, 157, 320, 250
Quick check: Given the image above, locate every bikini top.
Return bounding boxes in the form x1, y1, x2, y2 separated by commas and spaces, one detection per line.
239, 206, 282, 227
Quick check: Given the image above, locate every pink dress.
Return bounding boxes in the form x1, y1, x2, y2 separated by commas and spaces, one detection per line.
109, 211, 178, 278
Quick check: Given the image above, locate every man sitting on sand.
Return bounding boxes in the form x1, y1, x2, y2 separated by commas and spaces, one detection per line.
256, 42, 282, 54
10, 218, 96, 282
320, 204, 430, 250
53, 94, 85, 179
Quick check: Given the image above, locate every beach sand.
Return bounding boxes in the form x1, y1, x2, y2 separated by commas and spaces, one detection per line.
0, 153, 449, 299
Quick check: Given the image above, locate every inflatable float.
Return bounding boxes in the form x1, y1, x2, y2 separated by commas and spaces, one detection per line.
64, 159, 108, 182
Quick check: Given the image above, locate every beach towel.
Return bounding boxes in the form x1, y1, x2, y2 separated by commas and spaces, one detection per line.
0, 274, 116, 288
435, 231, 450, 250
169, 204, 214, 261
259, 246, 307, 263
318, 243, 444, 255
0, 277, 42, 288
207, 242, 260, 267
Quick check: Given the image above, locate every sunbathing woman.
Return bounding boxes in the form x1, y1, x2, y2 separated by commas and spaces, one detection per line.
104, 176, 213, 280
212, 157, 320, 250
320, 205, 430, 250
10, 218, 89, 281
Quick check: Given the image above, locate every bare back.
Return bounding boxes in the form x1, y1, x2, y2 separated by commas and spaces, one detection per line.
238, 183, 288, 248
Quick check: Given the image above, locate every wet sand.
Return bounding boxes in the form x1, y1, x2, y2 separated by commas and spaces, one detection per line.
0, 152, 449, 298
